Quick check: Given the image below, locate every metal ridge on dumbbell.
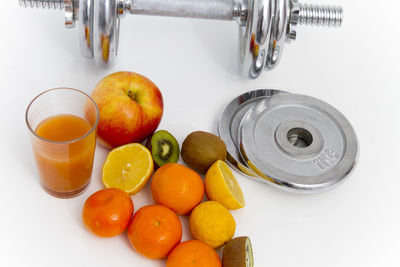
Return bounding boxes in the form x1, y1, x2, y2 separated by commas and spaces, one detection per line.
19, 0, 343, 79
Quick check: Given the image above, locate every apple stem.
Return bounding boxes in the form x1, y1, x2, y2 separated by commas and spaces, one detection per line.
127, 89, 136, 101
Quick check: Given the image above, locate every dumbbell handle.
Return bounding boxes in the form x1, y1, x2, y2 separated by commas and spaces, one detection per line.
128, 0, 238, 21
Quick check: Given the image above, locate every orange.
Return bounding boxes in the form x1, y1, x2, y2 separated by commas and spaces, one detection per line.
166, 240, 222, 267
151, 163, 204, 215
127, 205, 182, 259
82, 188, 134, 238
102, 143, 154, 195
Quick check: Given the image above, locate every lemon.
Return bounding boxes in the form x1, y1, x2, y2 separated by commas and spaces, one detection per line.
102, 143, 154, 195
189, 201, 236, 248
205, 160, 245, 210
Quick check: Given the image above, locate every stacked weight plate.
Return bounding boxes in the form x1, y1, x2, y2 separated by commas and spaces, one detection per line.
218, 89, 358, 193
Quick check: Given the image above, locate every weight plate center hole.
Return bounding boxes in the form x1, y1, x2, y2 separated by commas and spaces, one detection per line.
287, 127, 313, 148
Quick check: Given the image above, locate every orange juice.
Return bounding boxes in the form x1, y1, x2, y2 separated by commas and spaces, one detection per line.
33, 114, 96, 197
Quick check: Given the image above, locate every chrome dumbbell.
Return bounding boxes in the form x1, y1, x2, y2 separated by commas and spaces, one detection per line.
19, 0, 343, 79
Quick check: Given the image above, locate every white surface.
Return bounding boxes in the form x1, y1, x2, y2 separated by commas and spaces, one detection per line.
1, 0, 400, 266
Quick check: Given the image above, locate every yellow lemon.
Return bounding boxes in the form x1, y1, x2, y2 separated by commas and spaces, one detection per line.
189, 201, 236, 248
205, 160, 245, 210
102, 143, 154, 195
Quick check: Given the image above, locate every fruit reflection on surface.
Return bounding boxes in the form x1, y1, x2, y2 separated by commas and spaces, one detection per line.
151, 163, 204, 215
102, 143, 154, 195
91, 71, 163, 148
82, 188, 134, 237
128, 205, 182, 259
190, 201, 236, 248
33, 114, 96, 195
166, 240, 222, 267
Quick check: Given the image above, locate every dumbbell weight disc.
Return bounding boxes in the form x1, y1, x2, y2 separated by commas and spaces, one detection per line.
239, 93, 358, 193
93, 0, 120, 67
79, 0, 94, 58
218, 89, 288, 178
239, 0, 273, 78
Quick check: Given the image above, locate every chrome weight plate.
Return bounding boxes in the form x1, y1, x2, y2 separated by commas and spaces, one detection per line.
79, 0, 94, 59
93, 0, 120, 67
218, 89, 288, 178
239, 93, 358, 193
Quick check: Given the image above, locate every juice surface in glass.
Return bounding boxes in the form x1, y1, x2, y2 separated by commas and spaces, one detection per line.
33, 114, 96, 197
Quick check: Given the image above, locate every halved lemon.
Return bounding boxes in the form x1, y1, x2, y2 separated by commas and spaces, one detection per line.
102, 143, 154, 195
205, 160, 245, 210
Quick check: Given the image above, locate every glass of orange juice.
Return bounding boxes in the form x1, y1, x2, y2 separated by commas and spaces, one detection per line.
25, 88, 99, 198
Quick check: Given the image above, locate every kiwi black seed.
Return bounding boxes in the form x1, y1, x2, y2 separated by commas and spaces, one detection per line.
146, 130, 179, 168
222, 236, 254, 267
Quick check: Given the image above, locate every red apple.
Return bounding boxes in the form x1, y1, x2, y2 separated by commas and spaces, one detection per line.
91, 71, 163, 148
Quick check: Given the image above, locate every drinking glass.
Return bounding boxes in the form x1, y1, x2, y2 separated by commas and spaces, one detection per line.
25, 88, 99, 198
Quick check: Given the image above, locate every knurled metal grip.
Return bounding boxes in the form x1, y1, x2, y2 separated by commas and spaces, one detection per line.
19, 0, 343, 79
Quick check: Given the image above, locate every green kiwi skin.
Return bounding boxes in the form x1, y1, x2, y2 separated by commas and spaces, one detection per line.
223, 236, 254, 267
145, 130, 179, 168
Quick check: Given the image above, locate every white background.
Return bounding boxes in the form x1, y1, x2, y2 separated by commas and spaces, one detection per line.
1, 0, 399, 266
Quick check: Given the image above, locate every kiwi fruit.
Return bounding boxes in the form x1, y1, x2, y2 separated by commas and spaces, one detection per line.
223, 236, 254, 267
145, 130, 179, 168
181, 131, 227, 173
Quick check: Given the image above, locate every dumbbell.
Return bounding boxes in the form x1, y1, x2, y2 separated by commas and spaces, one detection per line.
19, 0, 343, 79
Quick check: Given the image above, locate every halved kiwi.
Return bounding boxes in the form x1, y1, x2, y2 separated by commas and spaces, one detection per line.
146, 130, 179, 168
223, 236, 254, 267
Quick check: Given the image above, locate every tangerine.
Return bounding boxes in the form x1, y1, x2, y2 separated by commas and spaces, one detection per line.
127, 205, 182, 259
166, 240, 222, 267
82, 188, 134, 238
151, 163, 204, 215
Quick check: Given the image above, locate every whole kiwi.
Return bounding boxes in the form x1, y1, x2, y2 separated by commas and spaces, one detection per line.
181, 131, 227, 173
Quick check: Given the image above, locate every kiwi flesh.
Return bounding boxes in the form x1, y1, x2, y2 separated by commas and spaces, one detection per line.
181, 131, 227, 173
223, 236, 254, 267
146, 130, 179, 168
